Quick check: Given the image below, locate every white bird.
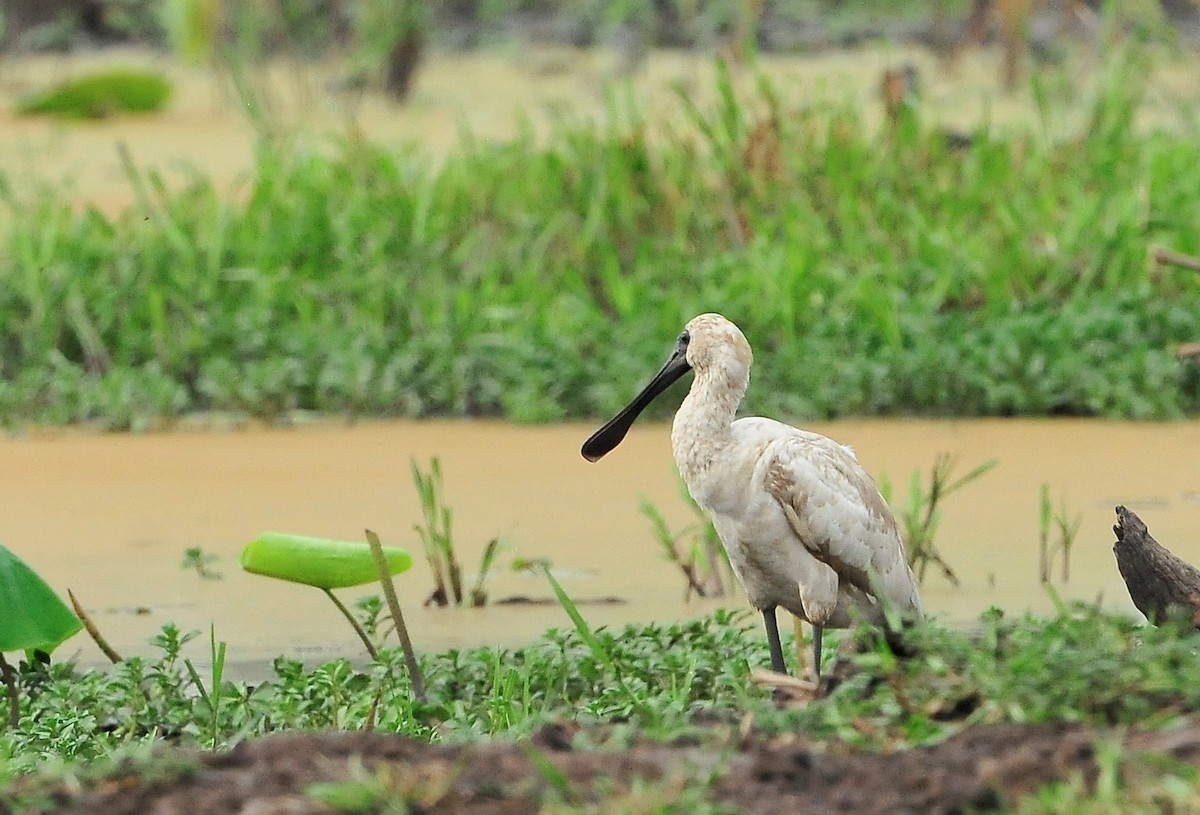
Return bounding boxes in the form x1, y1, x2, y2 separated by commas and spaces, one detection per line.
582, 313, 922, 677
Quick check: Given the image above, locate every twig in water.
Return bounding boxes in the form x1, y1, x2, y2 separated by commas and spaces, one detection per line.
640, 497, 708, 598
639, 495, 731, 599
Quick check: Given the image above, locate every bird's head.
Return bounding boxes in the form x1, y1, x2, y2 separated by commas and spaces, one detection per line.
682, 313, 753, 387
580, 312, 750, 462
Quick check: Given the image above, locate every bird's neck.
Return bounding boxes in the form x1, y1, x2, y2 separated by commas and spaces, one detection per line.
670, 368, 745, 491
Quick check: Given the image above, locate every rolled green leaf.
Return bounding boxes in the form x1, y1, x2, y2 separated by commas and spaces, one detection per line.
241, 532, 412, 589
0, 544, 83, 654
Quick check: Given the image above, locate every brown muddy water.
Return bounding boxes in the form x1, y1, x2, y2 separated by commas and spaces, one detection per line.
2, 418, 1197, 675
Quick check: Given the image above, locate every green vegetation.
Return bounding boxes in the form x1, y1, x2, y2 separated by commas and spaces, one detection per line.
15, 69, 171, 119
240, 532, 412, 591
0, 54, 1198, 428
411, 458, 501, 607
880, 455, 998, 585
0, 543, 84, 731
4, 1, 974, 56
240, 530, 415, 663
1038, 485, 1082, 585
2, 604, 1200, 805
2, 15, 1199, 808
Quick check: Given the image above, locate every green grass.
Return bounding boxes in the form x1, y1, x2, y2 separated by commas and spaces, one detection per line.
1, 53, 1199, 429
15, 69, 172, 120
3, 604, 1200, 808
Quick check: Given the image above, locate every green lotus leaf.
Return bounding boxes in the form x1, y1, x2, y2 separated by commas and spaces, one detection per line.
0, 543, 83, 654
241, 532, 413, 590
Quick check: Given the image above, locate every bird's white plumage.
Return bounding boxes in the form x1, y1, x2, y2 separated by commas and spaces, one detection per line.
670, 314, 921, 630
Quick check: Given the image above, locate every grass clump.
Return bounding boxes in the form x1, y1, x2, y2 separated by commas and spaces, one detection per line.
0, 610, 763, 769
2, 605, 1200, 767
16, 69, 172, 119
3, 604, 1200, 812
1, 55, 1199, 428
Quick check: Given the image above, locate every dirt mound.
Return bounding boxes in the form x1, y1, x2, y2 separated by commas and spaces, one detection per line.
19, 718, 1200, 815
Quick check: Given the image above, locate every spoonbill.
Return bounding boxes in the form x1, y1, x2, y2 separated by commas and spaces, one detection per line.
581, 313, 922, 677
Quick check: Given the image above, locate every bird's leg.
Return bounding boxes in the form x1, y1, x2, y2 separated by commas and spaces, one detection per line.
812, 624, 824, 681
762, 607, 787, 674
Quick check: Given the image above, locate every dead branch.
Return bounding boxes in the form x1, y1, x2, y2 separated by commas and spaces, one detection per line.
1112, 506, 1200, 627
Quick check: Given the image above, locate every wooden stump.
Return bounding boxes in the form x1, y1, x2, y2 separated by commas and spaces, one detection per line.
1112, 505, 1200, 627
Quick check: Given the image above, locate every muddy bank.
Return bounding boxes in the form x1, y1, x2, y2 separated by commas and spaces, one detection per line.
19, 717, 1200, 815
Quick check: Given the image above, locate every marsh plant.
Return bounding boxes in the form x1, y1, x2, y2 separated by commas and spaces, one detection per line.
1038, 485, 1082, 585
180, 546, 222, 581
881, 455, 998, 585
411, 457, 501, 607
1, 52, 1199, 430
6, 603, 1200, 776
640, 489, 731, 599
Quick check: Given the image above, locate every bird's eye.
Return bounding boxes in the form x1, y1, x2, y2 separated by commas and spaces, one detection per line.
678, 330, 690, 346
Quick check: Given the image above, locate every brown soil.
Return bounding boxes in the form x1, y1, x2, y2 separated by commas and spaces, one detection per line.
16, 718, 1200, 815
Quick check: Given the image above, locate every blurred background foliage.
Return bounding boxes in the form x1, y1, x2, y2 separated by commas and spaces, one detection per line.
1, 1, 1195, 98
2, 1, 1200, 429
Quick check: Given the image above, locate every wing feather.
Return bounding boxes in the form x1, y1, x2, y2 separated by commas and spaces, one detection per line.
762, 432, 922, 614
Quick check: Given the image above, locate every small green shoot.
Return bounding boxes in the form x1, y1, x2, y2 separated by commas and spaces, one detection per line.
1039, 485, 1082, 585
469, 538, 502, 607
411, 457, 499, 607
881, 455, 997, 585
181, 546, 222, 580
182, 626, 228, 750
541, 564, 640, 710
639, 497, 728, 599
542, 566, 614, 672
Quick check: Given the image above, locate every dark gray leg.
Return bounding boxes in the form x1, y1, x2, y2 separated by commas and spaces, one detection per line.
812, 624, 824, 680
762, 607, 787, 674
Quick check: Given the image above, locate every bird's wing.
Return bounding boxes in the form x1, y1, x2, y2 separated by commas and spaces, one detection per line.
761, 432, 921, 614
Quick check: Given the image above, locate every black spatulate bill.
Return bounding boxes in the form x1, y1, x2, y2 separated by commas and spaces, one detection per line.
581, 334, 692, 461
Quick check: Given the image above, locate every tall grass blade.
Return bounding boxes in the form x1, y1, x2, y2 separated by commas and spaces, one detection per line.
366, 529, 426, 702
